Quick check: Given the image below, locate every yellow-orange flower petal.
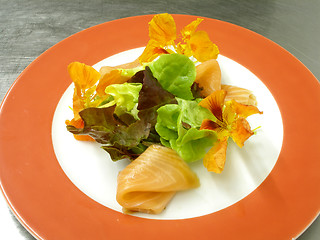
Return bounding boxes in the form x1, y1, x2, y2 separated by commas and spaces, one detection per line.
200, 119, 229, 140
139, 39, 170, 64
68, 62, 100, 89
200, 119, 220, 131
222, 101, 237, 126
199, 90, 227, 121
148, 13, 176, 46
230, 117, 254, 147
203, 138, 228, 173
181, 18, 203, 40
188, 31, 219, 62
71, 87, 83, 120
175, 42, 191, 57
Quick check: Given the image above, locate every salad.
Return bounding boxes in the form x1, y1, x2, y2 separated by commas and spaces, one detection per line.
65, 13, 262, 214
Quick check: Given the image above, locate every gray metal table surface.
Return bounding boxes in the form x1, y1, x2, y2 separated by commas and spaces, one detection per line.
0, 0, 319, 239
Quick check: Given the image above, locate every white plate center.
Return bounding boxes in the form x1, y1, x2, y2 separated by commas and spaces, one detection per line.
51, 47, 283, 220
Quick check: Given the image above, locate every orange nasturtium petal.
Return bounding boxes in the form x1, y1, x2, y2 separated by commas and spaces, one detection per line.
200, 119, 220, 131
148, 13, 176, 46
68, 62, 100, 89
200, 119, 229, 140
72, 88, 85, 120
139, 13, 176, 64
68, 62, 101, 120
222, 101, 237, 127
199, 90, 227, 122
230, 117, 254, 148
230, 99, 263, 118
175, 42, 190, 57
181, 18, 203, 40
188, 31, 219, 62
203, 138, 228, 173
139, 39, 170, 64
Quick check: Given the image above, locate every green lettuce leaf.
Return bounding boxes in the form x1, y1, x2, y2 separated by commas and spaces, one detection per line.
99, 82, 142, 120
155, 98, 217, 162
149, 54, 196, 100
155, 104, 180, 141
172, 128, 217, 162
176, 98, 215, 128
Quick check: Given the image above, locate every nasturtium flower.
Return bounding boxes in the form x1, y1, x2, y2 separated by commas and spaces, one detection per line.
66, 62, 104, 140
148, 13, 177, 46
181, 18, 204, 41
177, 18, 219, 62
139, 13, 219, 64
139, 13, 176, 63
67, 62, 101, 120
199, 90, 262, 173
68, 62, 100, 90
187, 31, 219, 62
139, 39, 170, 63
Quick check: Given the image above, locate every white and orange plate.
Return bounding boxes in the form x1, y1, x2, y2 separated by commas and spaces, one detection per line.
0, 14, 319, 240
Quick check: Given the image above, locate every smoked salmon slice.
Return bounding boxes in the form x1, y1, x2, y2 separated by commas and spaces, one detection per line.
222, 84, 258, 106
195, 59, 221, 97
116, 145, 200, 214
194, 60, 257, 107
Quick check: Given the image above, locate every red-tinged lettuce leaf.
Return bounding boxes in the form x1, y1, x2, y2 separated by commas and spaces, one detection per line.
101, 143, 147, 161
101, 145, 133, 161
67, 106, 117, 144
67, 106, 153, 148
129, 67, 177, 110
